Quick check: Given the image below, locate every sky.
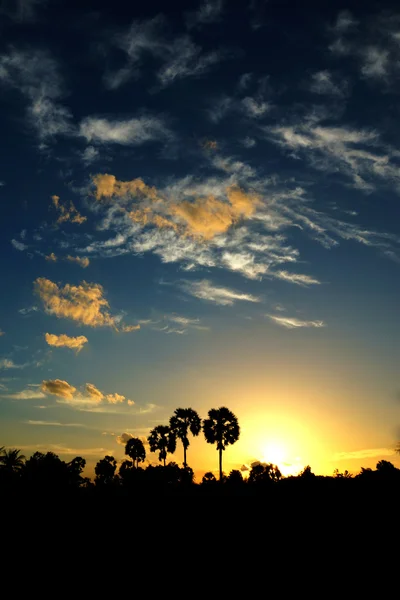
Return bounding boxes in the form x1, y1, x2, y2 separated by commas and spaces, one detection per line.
1, 0, 400, 479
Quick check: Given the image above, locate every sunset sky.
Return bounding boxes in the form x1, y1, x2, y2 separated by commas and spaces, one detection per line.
1, 0, 399, 479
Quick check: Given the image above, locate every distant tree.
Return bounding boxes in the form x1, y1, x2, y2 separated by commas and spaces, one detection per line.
148, 426, 176, 466
67, 456, 86, 487
0, 448, 25, 475
202, 472, 217, 485
227, 469, 244, 485
203, 407, 240, 481
95, 455, 117, 486
125, 437, 146, 468
333, 468, 352, 479
169, 408, 201, 468
299, 465, 316, 479
248, 462, 282, 485
24, 452, 69, 488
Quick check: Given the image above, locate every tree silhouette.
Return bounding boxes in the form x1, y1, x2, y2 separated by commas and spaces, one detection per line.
203, 407, 240, 481
148, 425, 176, 466
0, 448, 25, 475
95, 455, 117, 486
248, 462, 282, 485
227, 469, 244, 485
202, 471, 217, 485
169, 408, 201, 468
125, 437, 146, 468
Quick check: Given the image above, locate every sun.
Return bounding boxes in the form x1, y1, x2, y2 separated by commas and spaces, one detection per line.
262, 442, 286, 466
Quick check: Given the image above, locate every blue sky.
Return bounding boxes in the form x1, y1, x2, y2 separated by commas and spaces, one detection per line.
1, 0, 399, 476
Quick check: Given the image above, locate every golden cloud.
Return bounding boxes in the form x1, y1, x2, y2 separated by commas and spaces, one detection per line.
202, 139, 218, 150
85, 383, 104, 402
66, 255, 90, 268
45, 333, 88, 352
41, 379, 77, 399
121, 324, 141, 332
51, 195, 86, 225
45, 252, 57, 262
105, 393, 125, 404
92, 174, 159, 202
34, 277, 116, 328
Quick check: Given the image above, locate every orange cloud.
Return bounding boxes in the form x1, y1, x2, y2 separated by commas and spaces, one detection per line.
45, 333, 88, 352
92, 174, 159, 201
41, 379, 76, 399
202, 139, 218, 150
121, 324, 141, 332
51, 195, 86, 225
85, 383, 104, 401
105, 393, 125, 404
34, 277, 116, 328
45, 252, 57, 262
66, 255, 90, 268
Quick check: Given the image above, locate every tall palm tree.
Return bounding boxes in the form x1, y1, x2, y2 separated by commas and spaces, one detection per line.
203, 407, 240, 481
125, 437, 146, 468
169, 408, 201, 468
148, 425, 176, 467
0, 448, 26, 474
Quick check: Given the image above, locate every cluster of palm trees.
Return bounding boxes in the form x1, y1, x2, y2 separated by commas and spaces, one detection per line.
125, 406, 240, 480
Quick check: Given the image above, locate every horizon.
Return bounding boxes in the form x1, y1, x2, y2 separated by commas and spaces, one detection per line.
1, 0, 400, 480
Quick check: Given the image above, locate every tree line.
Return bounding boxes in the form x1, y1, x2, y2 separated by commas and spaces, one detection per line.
1, 405, 400, 496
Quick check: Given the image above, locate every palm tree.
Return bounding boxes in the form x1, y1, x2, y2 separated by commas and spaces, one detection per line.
125, 437, 146, 468
203, 407, 240, 481
169, 408, 201, 468
148, 425, 176, 466
0, 448, 26, 475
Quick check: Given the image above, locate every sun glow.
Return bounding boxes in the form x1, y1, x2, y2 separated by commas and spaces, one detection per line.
262, 442, 286, 467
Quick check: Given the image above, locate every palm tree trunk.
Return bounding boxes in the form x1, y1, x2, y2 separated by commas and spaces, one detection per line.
163, 456, 166, 467
219, 448, 223, 481
184, 446, 187, 469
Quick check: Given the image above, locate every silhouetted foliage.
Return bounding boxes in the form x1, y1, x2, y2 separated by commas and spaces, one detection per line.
227, 469, 244, 486
148, 425, 176, 466
125, 437, 146, 468
169, 408, 201, 468
248, 462, 282, 485
202, 471, 217, 485
203, 407, 240, 480
95, 455, 117, 486
299, 465, 316, 479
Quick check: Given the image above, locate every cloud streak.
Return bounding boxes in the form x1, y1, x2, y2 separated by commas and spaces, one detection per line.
267, 315, 325, 329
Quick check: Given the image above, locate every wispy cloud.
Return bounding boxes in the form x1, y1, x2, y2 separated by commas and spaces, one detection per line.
41, 378, 133, 410
0, 0, 48, 22
51, 195, 86, 225
333, 447, 395, 460
26, 420, 88, 428
11, 239, 28, 251
104, 15, 227, 90
18, 306, 38, 316
3, 388, 46, 399
181, 279, 260, 306
309, 70, 348, 97
0, 358, 28, 370
80, 115, 172, 146
186, 0, 223, 29
267, 315, 325, 329
0, 48, 72, 142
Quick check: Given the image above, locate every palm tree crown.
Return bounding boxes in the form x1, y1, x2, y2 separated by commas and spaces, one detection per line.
169, 408, 201, 468
125, 437, 146, 468
203, 407, 240, 480
148, 425, 176, 466
0, 448, 26, 474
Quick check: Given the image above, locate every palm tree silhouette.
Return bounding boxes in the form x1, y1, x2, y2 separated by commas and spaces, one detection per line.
0, 448, 25, 475
169, 408, 201, 468
125, 437, 146, 468
203, 407, 240, 481
148, 425, 176, 466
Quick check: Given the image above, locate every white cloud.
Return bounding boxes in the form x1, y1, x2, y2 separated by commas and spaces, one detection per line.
19, 306, 38, 315
104, 15, 226, 90
0, 358, 27, 370
79, 115, 171, 146
274, 270, 321, 286
241, 96, 270, 118
11, 239, 28, 251
186, 0, 223, 29
3, 389, 46, 399
0, 48, 73, 141
267, 315, 325, 329
181, 279, 260, 305
310, 70, 348, 97
361, 47, 389, 79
